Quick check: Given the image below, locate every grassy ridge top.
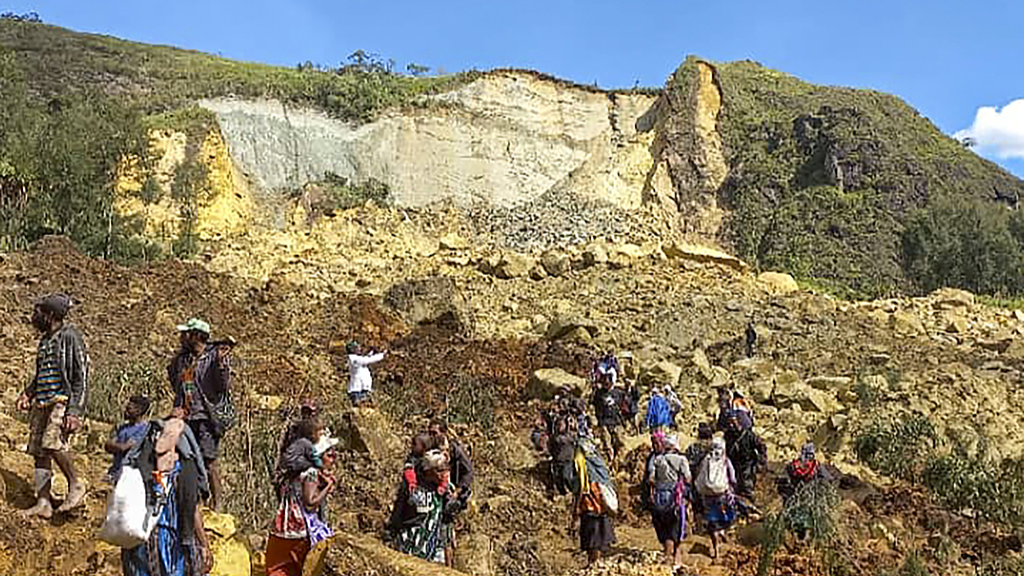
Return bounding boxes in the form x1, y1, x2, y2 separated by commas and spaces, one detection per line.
0, 19, 477, 121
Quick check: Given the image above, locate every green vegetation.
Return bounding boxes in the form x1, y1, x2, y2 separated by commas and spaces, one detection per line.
0, 51, 159, 260
87, 361, 168, 424
757, 480, 841, 576
853, 414, 936, 481
855, 415, 1024, 557
666, 57, 1024, 298
0, 20, 478, 123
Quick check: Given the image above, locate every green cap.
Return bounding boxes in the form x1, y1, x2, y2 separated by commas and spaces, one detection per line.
176, 318, 211, 335
346, 341, 359, 353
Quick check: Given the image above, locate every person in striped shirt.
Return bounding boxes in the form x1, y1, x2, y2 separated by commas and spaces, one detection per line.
16, 293, 90, 519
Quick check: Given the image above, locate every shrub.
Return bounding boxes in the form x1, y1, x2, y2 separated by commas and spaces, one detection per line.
758, 480, 842, 575
87, 361, 168, 424
853, 414, 936, 480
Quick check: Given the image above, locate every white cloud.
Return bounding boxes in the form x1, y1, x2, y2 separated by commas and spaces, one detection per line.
955, 99, 1024, 159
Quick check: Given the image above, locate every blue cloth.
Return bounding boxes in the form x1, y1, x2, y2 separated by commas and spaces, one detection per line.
107, 422, 149, 483
120, 462, 201, 576
702, 493, 737, 532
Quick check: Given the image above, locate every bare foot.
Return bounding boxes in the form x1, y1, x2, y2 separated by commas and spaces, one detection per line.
56, 482, 86, 513
20, 499, 53, 519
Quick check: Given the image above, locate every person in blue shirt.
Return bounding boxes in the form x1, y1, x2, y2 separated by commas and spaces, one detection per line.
104, 395, 151, 484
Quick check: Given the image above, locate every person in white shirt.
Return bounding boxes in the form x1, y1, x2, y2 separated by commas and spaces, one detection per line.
346, 341, 386, 406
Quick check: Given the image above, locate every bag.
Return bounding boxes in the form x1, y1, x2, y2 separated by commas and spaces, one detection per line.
652, 486, 676, 514
198, 384, 237, 435
697, 457, 730, 496
598, 482, 619, 515
98, 466, 163, 547
645, 394, 672, 429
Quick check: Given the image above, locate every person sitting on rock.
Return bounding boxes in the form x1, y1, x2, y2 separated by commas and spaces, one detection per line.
591, 373, 626, 464
724, 411, 766, 503
345, 341, 386, 406
104, 395, 151, 484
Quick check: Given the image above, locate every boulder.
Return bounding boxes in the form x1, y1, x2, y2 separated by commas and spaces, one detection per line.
528, 368, 587, 400
539, 250, 572, 277
757, 271, 800, 294
661, 242, 750, 272
807, 376, 852, 392
691, 348, 715, 382
383, 276, 472, 334
748, 379, 774, 404
205, 511, 251, 576
941, 310, 970, 334
336, 408, 404, 460
545, 316, 598, 341
439, 232, 470, 251
930, 287, 975, 310
1003, 339, 1024, 361
643, 361, 682, 387
890, 310, 926, 336
581, 243, 608, 267
495, 252, 535, 279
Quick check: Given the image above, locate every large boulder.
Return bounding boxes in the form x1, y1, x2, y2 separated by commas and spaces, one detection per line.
528, 368, 587, 400
581, 243, 608, 268
539, 250, 572, 277
890, 310, 926, 336
643, 361, 682, 387
930, 287, 975, 310
383, 276, 472, 334
691, 348, 715, 382
335, 408, 404, 460
204, 511, 251, 576
495, 252, 536, 279
545, 316, 599, 341
757, 272, 800, 294
661, 242, 749, 272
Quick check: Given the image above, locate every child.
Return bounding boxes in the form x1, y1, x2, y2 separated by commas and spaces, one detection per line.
403, 433, 450, 495
104, 395, 151, 483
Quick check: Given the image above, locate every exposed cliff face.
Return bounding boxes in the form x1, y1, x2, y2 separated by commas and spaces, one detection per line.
200, 71, 665, 223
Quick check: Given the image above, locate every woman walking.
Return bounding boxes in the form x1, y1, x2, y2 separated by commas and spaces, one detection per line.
695, 435, 738, 559
644, 433, 691, 567
387, 450, 451, 564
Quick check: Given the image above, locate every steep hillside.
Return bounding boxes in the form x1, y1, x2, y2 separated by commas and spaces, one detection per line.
4, 21, 1024, 300
661, 57, 1024, 297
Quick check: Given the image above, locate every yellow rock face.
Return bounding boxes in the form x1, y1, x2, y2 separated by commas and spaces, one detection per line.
114, 128, 255, 249
196, 130, 255, 241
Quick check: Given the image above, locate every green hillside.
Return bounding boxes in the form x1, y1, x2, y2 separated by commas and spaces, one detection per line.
665, 57, 1024, 298
3, 20, 1024, 299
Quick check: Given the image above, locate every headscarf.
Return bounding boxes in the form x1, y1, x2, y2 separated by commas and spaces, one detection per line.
800, 442, 816, 463
421, 449, 448, 472
651, 429, 666, 451
663, 434, 679, 451
709, 435, 726, 461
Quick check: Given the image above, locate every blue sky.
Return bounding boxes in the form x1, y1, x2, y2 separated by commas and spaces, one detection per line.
11, 1, 1024, 176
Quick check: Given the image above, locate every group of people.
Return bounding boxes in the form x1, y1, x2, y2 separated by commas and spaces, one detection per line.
15, 293, 233, 575
385, 420, 474, 567
15, 292, 830, 573
531, 351, 835, 566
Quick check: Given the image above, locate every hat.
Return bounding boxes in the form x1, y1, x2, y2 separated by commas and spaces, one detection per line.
36, 293, 71, 319
313, 429, 339, 457
345, 341, 359, 354
664, 434, 679, 449
176, 318, 211, 335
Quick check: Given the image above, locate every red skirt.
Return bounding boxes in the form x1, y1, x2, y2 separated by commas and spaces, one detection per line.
266, 534, 310, 576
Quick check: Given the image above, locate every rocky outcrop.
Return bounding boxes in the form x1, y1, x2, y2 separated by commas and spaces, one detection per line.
200, 72, 664, 224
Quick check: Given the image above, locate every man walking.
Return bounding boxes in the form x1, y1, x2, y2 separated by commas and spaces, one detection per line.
592, 373, 625, 465
168, 318, 232, 511
16, 293, 89, 518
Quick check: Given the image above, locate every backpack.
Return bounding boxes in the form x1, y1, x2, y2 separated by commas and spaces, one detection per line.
697, 456, 730, 496
99, 465, 163, 547
645, 394, 672, 430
